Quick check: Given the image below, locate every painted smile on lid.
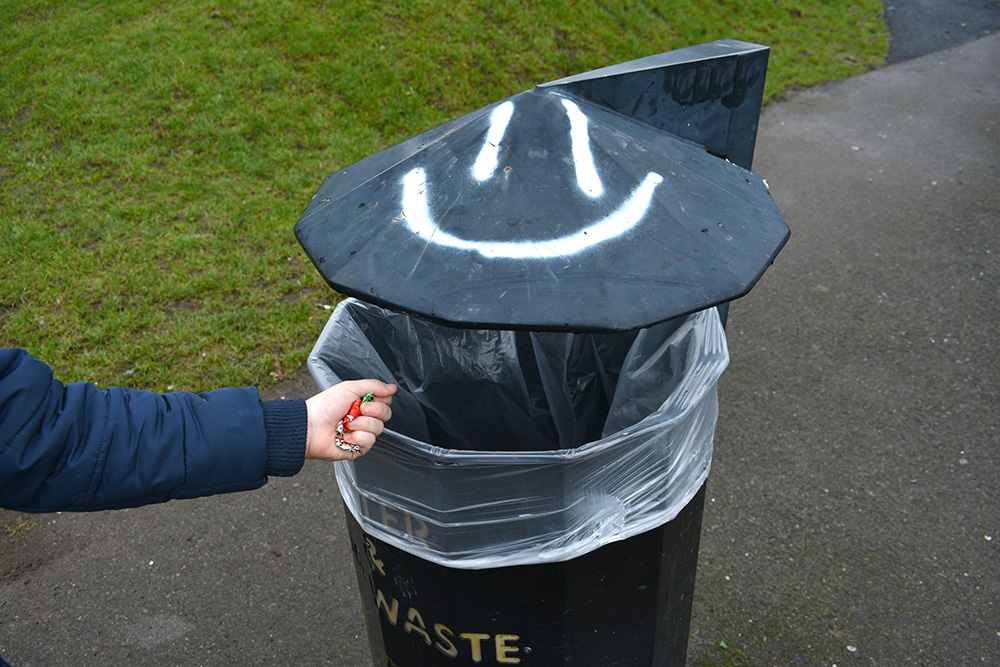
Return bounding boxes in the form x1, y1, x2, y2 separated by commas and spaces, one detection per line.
399, 99, 664, 259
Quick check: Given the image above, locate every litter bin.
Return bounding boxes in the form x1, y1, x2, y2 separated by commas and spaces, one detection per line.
296, 40, 789, 666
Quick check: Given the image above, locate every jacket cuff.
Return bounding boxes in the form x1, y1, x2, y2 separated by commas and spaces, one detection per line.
261, 399, 308, 477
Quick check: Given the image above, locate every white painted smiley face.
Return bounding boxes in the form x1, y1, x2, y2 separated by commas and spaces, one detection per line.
399, 98, 664, 259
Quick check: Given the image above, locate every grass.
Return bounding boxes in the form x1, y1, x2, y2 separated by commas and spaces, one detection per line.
1, 0, 887, 392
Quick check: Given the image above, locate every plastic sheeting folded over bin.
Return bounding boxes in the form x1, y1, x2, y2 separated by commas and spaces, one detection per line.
308, 299, 728, 569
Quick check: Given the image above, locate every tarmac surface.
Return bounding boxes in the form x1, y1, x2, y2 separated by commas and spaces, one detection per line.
691, 32, 999, 666
2, 18, 999, 667
882, 0, 1000, 62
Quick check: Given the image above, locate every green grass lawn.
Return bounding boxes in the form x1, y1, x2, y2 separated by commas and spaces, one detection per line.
0, 0, 887, 392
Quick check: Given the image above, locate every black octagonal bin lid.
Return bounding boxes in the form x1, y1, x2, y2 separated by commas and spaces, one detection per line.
295, 39, 790, 332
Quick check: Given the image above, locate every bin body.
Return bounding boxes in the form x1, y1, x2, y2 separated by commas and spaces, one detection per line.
347, 487, 706, 666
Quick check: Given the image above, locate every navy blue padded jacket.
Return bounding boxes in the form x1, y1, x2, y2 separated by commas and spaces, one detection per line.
0, 348, 307, 512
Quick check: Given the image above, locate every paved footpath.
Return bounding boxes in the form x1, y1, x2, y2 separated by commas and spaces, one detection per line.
2, 34, 998, 667
689, 33, 999, 666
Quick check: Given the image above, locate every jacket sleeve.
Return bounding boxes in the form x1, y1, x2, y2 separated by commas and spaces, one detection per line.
0, 348, 307, 513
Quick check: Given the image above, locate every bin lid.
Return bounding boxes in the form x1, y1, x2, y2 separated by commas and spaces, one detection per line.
296, 41, 790, 332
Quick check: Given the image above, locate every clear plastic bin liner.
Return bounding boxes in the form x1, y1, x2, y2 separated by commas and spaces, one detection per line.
308, 299, 728, 569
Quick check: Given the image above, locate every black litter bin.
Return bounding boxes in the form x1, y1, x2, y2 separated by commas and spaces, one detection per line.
296, 40, 789, 666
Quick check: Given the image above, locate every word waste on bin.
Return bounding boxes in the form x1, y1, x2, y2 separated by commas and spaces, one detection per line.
354, 532, 526, 664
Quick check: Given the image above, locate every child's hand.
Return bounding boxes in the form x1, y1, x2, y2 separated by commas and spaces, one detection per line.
305, 380, 396, 460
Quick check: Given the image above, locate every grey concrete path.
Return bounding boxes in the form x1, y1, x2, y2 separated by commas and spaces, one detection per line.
2, 34, 998, 667
883, 0, 999, 62
688, 33, 999, 666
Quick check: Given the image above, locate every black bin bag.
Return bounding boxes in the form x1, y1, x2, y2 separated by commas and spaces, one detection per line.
308, 298, 728, 569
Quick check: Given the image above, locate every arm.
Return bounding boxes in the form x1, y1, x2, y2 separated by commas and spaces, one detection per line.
0, 348, 393, 513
